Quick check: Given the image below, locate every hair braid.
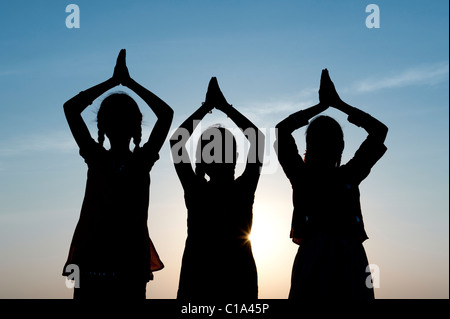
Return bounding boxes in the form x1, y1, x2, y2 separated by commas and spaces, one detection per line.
98, 129, 105, 147
133, 125, 142, 151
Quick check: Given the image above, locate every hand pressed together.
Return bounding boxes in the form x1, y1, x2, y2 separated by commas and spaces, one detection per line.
112, 49, 132, 87
319, 68, 342, 108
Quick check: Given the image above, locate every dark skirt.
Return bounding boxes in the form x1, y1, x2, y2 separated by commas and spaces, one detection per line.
177, 238, 258, 300
73, 271, 147, 300
289, 233, 375, 299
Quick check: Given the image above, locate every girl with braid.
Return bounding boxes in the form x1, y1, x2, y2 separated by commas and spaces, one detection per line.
62, 49, 173, 300
275, 69, 388, 299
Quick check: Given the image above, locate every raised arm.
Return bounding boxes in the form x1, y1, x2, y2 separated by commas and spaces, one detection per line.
63, 57, 121, 149
274, 70, 331, 181
274, 103, 327, 181
276, 69, 333, 135
275, 103, 327, 135
208, 77, 265, 178
320, 68, 388, 143
170, 95, 213, 187
116, 49, 173, 153
321, 68, 388, 184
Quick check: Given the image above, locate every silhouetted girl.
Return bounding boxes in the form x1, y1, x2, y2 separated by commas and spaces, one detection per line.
275, 69, 388, 299
170, 77, 265, 300
62, 50, 173, 300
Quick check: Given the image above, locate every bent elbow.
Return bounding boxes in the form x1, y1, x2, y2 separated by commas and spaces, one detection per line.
63, 101, 70, 111
159, 108, 174, 127
380, 123, 388, 141
63, 100, 74, 116
275, 122, 283, 130
165, 109, 174, 126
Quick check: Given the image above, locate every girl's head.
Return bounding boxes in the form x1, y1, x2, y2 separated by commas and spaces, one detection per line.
97, 92, 142, 150
305, 115, 344, 168
195, 125, 238, 181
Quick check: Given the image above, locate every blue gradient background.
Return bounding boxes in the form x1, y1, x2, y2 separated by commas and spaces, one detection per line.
0, 1, 448, 298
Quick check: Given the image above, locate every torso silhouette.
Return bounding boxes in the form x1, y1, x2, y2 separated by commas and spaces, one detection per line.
286, 137, 386, 242
63, 139, 163, 281
177, 170, 258, 300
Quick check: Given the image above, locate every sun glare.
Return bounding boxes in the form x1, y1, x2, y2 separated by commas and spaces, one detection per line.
249, 204, 287, 262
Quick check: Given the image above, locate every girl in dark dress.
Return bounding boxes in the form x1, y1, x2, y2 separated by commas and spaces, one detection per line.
170, 77, 265, 300
62, 50, 173, 300
275, 69, 388, 299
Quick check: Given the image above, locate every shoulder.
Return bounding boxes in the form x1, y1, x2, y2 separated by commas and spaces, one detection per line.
356, 136, 387, 157
341, 136, 387, 183
236, 167, 260, 195
133, 144, 161, 171
184, 174, 208, 201
79, 138, 107, 164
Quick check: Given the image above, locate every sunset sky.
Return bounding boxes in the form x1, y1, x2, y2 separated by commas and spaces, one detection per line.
0, 0, 448, 299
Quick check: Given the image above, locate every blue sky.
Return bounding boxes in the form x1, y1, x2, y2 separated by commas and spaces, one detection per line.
0, 1, 448, 298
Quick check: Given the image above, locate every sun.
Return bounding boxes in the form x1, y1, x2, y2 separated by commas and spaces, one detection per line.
248, 204, 285, 262
247, 201, 297, 298
249, 222, 274, 254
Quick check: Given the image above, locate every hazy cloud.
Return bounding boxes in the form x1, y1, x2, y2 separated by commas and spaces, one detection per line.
354, 62, 449, 93
0, 131, 77, 157
238, 62, 449, 124
239, 88, 318, 125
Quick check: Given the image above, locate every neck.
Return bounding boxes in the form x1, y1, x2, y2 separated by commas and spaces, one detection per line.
109, 142, 131, 154
209, 174, 234, 185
